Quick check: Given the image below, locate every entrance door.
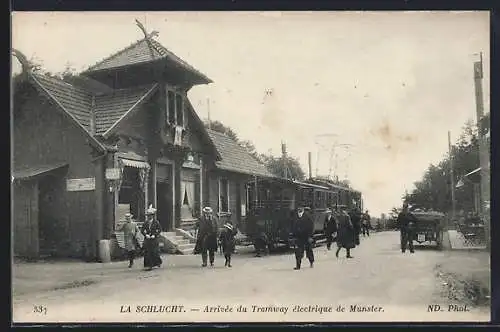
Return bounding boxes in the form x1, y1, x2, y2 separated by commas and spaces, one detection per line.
157, 181, 173, 231
38, 176, 60, 256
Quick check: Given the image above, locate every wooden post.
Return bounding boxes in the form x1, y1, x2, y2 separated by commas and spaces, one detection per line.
473, 52, 490, 249
199, 156, 203, 216
448, 131, 456, 220
308, 152, 312, 180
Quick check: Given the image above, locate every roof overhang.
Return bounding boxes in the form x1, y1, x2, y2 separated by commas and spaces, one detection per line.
215, 165, 276, 179
12, 163, 69, 181
83, 57, 212, 86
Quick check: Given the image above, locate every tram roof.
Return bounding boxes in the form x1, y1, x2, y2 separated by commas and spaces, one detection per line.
292, 180, 331, 190
307, 178, 362, 194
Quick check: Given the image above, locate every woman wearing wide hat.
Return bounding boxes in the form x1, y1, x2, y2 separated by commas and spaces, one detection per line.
141, 205, 163, 271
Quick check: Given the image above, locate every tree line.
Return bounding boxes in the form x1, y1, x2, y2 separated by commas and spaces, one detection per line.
391, 115, 490, 219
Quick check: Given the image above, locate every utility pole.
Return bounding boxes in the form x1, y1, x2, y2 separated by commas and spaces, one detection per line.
308, 152, 313, 180
282, 141, 288, 180
448, 130, 457, 220
473, 52, 490, 250
207, 98, 211, 129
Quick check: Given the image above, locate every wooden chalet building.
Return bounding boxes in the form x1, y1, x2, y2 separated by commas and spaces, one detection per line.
204, 130, 277, 229
12, 28, 222, 260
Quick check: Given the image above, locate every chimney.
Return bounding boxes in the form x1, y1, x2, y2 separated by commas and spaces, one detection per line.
308, 152, 312, 180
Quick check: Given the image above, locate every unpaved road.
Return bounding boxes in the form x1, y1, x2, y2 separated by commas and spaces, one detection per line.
13, 231, 490, 323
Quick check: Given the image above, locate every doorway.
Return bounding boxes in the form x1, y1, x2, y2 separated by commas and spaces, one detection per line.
157, 181, 173, 231
38, 176, 63, 256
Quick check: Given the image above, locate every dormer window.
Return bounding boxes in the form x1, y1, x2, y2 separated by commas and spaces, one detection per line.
165, 86, 188, 129
175, 94, 184, 127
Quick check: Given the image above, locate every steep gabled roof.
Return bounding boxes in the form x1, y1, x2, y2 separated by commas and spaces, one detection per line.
30, 73, 157, 136
32, 73, 94, 131
207, 130, 275, 178
83, 37, 212, 84
95, 84, 158, 136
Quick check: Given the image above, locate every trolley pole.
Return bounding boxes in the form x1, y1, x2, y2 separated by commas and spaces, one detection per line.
473, 52, 490, 250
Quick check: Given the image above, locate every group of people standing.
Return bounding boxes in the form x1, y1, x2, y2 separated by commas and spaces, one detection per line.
120, 205, 238, 270
193, 207, 238, 268
120, 205, 163, 271
119, 203, 374, 271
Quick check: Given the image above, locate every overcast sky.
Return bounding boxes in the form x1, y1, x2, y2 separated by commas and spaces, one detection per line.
12, 11, 490, 216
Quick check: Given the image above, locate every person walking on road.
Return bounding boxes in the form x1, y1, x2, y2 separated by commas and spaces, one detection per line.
349, 207, 362, 246
219, 222, 237, 267
398, 202, 417, 254
292, 207, 315, 270
195, 207, 219, 267
121, 213, 142, 268
323, 208, 337, 250
335, 206, 355, 259
362, 210, 371, 237
141, 206, 163, 271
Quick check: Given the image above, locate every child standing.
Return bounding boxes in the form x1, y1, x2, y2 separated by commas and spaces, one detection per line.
219, 222, 237, 267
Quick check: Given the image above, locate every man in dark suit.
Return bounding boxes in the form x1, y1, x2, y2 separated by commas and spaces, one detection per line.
349, 207, 362, 246
397, 203, 417, 254
292, 206, 315, 270
323, 208, 337, 250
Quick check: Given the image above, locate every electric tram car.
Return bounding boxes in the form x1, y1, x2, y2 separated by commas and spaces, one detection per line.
241, 177, 362, 251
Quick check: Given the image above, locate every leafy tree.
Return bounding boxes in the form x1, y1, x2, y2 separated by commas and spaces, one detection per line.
204, 119, 239, 141
258, 153, 306, 181
404, 118, 489, 215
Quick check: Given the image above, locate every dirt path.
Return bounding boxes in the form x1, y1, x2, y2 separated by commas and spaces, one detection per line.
13, 231, 490, 323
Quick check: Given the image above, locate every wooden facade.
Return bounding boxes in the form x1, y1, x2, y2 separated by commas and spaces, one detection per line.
12, 31, 220, 260
202, 130, 277, 230
13, 84, 100, 259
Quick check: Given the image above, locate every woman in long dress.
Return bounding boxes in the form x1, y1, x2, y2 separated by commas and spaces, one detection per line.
141, 206, 162, 271
335, 206, 355, 259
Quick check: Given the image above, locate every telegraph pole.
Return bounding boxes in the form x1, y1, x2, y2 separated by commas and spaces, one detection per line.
282, 141, 288, 180
448, 130, 456, 220
473, 52, 490, 249
207, 98, 211, 129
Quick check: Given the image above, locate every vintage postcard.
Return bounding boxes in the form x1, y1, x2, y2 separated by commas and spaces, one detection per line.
11, 11, 491, 323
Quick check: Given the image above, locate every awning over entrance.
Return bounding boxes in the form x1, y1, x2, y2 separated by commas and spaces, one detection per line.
12, 162, 68, 181
119, 158, 150, 170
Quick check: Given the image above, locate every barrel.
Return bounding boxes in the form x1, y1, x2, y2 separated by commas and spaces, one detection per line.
98, 240, 111, 263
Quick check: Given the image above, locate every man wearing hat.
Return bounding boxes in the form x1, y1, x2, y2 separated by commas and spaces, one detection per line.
323, 208, 338, 250
120, 213, 141, 268
349, 206, 362, 246
141, 205, 163, 271
195, 207, 219, 267
397, 202, 417, 254
334, 205, 355, 258
292, 206, 315, 270
219, 221, 238, 267
361, 210, 371, 237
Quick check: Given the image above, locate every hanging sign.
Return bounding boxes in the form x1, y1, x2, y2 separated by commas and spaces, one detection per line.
106, 168, 121, 180
66, 178, 95, 191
